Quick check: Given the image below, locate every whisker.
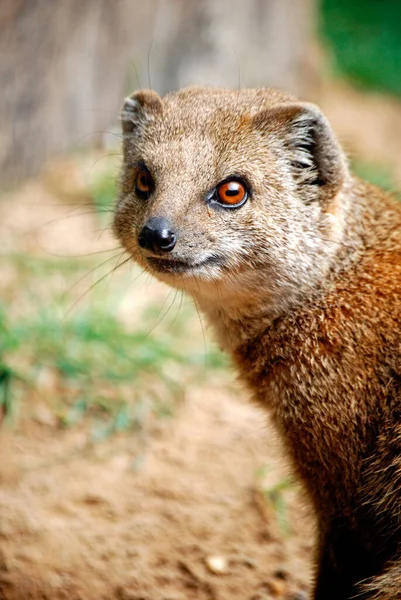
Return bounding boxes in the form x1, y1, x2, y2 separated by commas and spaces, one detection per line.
131, 60, 142, 90
118, 261, 149, 295
35, 209, 117, 235
58, 202, 115, 210
33, 243, 122, 259
167, 290, 185, 331
193, 282, 208, 369
95, 214, 116, 240
105, 247, 130, 291
143, 286, 178, 340
91, 226, 114, 235
82, 109, 124, 119
62, 249, 127, 301
69, 131, 124, 146
161, 288, 180, 329
84, 154, 122, 187
305, 231, 353, 250
147, 38, 155, 91
62, 253, 132, 320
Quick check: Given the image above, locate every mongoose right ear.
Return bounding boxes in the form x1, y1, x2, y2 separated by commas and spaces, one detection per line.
252, 103, 348, 204
121, 90, 163, 134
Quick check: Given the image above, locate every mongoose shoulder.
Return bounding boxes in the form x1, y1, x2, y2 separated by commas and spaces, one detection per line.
113, 86, 401, 600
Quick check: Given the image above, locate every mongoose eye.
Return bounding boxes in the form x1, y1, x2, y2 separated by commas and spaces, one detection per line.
215, 179, 248, 208
135, 168, 154, 199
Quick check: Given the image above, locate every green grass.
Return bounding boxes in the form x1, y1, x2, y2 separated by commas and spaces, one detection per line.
255, 465, 296, 535
0, 253, 229, 441
351, 158, 400, 196
320, 0, 401, 96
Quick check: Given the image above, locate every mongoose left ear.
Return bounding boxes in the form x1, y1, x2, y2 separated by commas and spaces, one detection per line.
121, 89, 163, 134
253, 102, 348, 202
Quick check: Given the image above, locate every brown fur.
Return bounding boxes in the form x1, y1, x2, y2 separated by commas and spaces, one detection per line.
113, 86, 401, 599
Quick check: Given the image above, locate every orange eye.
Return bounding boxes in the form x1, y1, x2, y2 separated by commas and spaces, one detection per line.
135, 168, 154, 198
216, 180, 247, 206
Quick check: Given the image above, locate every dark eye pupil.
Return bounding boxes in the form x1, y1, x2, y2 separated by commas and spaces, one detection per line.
215, 179, 247, 208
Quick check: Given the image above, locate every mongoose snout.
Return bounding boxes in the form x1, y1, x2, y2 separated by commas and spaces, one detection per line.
138, 216, 177, 254
114, 85, 401, 600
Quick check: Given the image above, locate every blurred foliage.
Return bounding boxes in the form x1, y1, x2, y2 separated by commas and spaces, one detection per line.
255, 465, 295, 535
0, 253, 228, 440
351, 159, 400, 197
90, 166, 118, 222
321, 0, 401, 95
264, 478, 294, 535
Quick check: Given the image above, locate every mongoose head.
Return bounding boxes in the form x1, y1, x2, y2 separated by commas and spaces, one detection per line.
114, 86, 349, 321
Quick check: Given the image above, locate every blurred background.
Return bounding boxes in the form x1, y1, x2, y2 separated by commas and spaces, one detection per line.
2, 0, 401, 185
0, 1, 400, 598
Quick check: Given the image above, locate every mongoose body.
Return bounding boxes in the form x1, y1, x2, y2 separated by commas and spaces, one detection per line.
113, 86, 401, 599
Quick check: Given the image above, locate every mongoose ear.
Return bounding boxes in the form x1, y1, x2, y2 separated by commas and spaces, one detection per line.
253, 102, 348, 202
121, 90, 163, 134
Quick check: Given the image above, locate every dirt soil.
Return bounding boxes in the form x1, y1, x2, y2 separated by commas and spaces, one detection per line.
0, 174, 314, 600
0, 387, 313, 600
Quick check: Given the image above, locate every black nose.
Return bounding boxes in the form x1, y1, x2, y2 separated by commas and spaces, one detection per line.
138, 217, 177, 254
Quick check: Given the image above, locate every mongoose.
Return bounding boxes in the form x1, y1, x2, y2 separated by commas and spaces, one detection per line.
113, 86, 401, 600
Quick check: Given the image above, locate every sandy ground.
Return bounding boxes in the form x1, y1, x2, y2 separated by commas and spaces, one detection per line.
0, 388, 313, 600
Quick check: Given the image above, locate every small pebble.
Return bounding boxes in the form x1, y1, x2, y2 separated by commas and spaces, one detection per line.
205, 555, 228, 575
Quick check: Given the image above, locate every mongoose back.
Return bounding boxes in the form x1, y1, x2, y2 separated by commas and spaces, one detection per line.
113, 86, 401, 600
